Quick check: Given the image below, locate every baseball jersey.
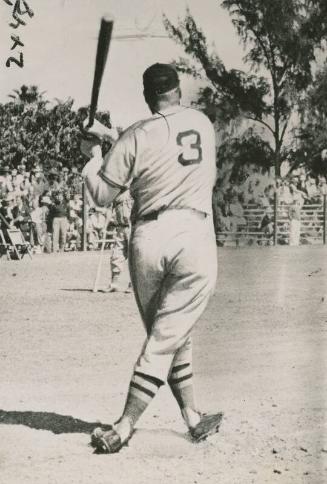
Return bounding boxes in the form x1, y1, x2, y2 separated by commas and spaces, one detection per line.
99, 105, 217, 220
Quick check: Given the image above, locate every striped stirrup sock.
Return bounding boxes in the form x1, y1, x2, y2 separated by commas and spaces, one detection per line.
168, 362, 195, 410
122, 371, 164, 427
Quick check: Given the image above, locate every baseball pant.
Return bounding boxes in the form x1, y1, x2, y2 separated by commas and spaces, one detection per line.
111, 225, 130, 278
129, 209, 217, 382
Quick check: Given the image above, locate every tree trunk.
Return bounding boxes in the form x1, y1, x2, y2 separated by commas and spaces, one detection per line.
274, 148, 281, 177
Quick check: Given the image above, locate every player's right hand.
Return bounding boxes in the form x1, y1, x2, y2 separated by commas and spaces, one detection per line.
80, 139, 102, 159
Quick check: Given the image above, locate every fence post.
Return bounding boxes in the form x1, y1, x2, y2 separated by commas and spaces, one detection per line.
82, 183, 87, 251
324, 195, 327, 245
273, 191, 278, 246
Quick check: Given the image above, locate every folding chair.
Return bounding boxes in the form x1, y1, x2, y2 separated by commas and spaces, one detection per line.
0, 229, 11, 260
6, 228, 33, 260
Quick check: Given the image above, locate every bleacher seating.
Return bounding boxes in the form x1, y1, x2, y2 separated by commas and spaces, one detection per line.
216, 199, 327, 246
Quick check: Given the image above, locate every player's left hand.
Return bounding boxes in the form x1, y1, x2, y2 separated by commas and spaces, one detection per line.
81, 119, 119, 143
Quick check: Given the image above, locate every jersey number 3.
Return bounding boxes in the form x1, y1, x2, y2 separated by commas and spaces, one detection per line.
177, 130, 202, 166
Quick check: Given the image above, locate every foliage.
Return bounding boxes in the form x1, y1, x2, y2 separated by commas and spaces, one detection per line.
8, 85, 47, 104
217, 129, 273, 183
295, 62, 327, 174
0, 86, 112, 171
300, 63, 327, 120
163, 1, 327, 175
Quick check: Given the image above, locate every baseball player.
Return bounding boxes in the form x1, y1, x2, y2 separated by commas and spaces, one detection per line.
103, 189, 133, 292
82, 63, 222, 453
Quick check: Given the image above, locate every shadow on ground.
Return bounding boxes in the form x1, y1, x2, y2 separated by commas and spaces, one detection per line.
61, 288, 93, 293
0, 409, 112, 434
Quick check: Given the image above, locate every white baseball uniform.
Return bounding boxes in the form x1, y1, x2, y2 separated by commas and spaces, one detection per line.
110, 190, 133, 284
85, 104, 217, 384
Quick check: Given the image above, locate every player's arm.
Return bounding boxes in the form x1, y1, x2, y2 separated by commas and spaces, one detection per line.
81, 123, 136, 207
81, 141, 120, 207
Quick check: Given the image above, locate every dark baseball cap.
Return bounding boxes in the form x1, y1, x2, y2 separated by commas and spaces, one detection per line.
143, 63, 179, 95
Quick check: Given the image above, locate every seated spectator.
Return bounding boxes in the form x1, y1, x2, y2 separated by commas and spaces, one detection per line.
66, 196, 83, 251
257, 190, 271, 209
305, 176, 320, 202
260, 210, 274, 244
69, 193, 83, 219
87, 206, 110, 249
0, 178, 7, 199
242, 179, 257, 204
11, 169, 22, 192
17, 164, 26, 184
214, 205, 231, 233
0, 166, 10, 185
318, 176, 327, 196
21, 171, 31, 195
66, 216, 82, 251
212, 185, 224, 207
17, 162, 27, 177
3, 167, 13, 193
11, 194, 31, 238
0, 193, 15, 230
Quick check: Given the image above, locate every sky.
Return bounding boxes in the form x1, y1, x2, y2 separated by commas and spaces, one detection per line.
0, 0, 244, 127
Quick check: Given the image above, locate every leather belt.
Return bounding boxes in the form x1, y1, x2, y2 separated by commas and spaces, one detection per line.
139, 211, 160, 222
138, 208, 207, 223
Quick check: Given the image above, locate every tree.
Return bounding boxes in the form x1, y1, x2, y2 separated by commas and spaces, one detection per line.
163, 0, 327, 176
218, 130, 273, 174
295, 63, 327, 174
0, 86, 112, 171
8, 85, 46, 104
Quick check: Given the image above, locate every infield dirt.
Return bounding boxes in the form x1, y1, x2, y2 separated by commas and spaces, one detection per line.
0, 246, 326, 483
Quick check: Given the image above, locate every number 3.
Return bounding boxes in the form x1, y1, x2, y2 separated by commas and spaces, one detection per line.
176, 130, 202, 166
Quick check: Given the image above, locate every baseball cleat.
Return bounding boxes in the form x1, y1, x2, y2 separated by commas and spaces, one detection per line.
189, 412, 223, 442
90, 426, 124, 454
124, 283, 133, 294
102, 283, 130, 293
102, 285, 116, 293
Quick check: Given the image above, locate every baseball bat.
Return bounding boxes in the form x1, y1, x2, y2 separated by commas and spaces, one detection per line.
87, 15, 114, 128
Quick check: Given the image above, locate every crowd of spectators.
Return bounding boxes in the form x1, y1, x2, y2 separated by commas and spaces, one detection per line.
213, 165, 327, 244
0, 88, 119, 257
2, 88, 327, 253
0, 161, 109, 255
1, 159, 327, 254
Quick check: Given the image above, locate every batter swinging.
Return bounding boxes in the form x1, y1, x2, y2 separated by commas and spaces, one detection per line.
82, 63, 222, 453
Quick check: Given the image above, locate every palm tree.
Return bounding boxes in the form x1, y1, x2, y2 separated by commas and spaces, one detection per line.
8, 85, 46, 104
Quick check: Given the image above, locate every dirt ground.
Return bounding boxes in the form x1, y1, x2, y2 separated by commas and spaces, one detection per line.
0, 246, 327, 484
